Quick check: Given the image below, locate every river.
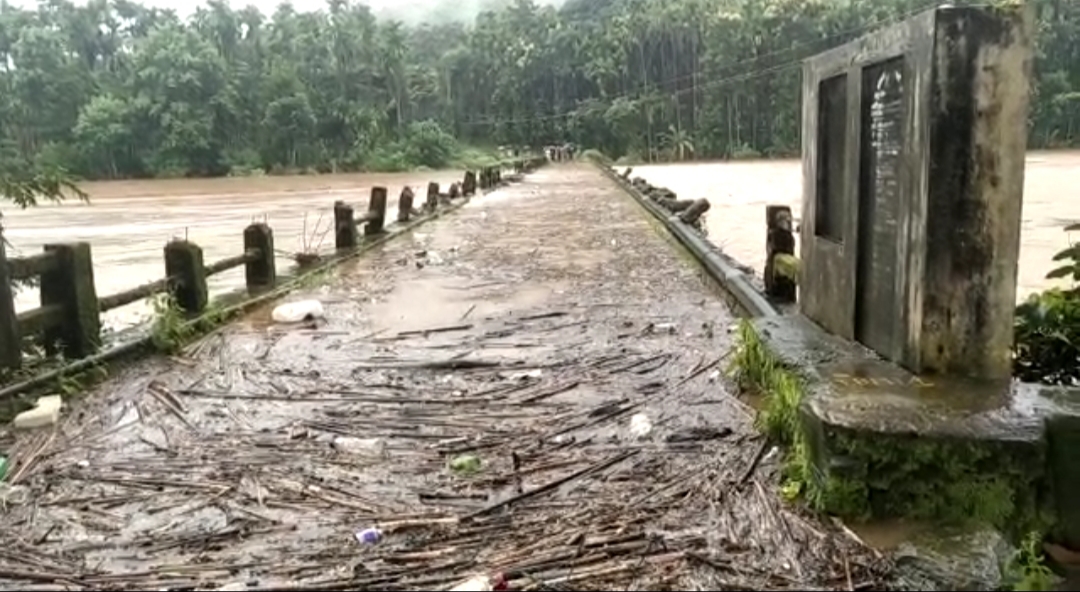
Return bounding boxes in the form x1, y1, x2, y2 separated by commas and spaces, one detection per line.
633, 150, 1080, 302
3, 171, 464, 330
4, 154, 1077, 330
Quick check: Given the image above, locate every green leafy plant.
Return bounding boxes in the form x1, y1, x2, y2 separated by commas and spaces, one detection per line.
149, 293, 196, 353
1006, 532, 1057, 591
1013, 223, 1080, 385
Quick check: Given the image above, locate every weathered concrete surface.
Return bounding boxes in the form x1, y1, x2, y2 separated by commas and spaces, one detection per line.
751, 314, 1047, 530
799, 4, 1034, 379
0, 164, 886, 590
747, 311, 1080, 583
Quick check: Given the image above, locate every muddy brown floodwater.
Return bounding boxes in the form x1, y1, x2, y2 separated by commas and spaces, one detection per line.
3, 171, 465, 330
0, 164, 888, 591
634, 150, 1080, 302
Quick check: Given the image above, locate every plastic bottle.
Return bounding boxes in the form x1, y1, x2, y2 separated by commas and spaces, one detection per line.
271, 300, 325, 323
332, 436, 387, 456
13, 395, 63, 429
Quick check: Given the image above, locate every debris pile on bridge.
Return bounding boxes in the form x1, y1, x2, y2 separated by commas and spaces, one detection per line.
0, 307, 890, 591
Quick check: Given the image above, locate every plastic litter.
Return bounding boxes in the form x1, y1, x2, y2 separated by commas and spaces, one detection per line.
507, 369, 542, 381
271, 300, 325, 323
628, 413, 653, 439
354, 527, 383, 545
13, 394, 63, 429
331, 436, 387, 457
448, 573, 507, 591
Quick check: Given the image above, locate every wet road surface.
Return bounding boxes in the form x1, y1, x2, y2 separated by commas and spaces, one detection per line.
0, 164, 885, 591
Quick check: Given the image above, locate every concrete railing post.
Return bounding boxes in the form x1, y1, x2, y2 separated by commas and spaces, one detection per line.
334, 200, 358, 249
0, 227, 21, 369
398, 187, 414, 223
243, 223, 276, 291
40, 243, 100, 358
764, 205, 797, 303
463, 171, 477, 196
164, 240, 208, 314
365, 187, 388, 236
426, 182, 439, 210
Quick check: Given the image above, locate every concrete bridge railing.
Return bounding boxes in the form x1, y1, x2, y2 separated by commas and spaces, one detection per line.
0, 157, 546, 376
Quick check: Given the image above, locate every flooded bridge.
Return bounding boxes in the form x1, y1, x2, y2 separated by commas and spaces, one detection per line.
0, 163, 883, 591
3, 6, 1075, 590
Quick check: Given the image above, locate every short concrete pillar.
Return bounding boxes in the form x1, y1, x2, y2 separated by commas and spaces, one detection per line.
40, 243, 100, 358
764, 205, 797, 303
334, 200, 358, 249
678, 198, 711, 225
365, 187, 388, 236
463, 171, 477, 196
665, 199, 696, 213
243, 223, 275, 291
0, 230, 22, 369
426, 182, 439, 210
398, 187, 414, 223
164, 240, 208, 314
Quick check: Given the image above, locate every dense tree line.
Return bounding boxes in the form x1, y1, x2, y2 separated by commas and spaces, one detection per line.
0, 0, 1077, 181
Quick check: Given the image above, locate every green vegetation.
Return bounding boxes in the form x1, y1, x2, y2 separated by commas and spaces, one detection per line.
149, 292, 230, 353
1006, 532, 1058, 591
1014, 223, 1080, 386
0, 0, 1075, 179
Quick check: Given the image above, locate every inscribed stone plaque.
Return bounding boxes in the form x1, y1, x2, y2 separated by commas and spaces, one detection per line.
855, 57, 905, 357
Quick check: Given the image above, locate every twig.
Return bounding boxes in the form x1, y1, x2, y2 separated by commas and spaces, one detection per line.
462, 451, 640, 521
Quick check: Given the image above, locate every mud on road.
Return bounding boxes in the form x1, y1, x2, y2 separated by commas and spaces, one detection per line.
0, 164, 888, 591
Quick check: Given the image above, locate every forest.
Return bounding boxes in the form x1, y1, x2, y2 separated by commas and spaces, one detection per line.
0, 0, 1078, 180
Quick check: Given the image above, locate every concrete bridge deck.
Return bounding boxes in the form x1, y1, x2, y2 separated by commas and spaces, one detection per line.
0, 164, 883, 590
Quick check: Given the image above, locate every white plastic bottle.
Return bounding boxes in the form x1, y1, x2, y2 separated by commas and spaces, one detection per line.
271, 300, 325, 323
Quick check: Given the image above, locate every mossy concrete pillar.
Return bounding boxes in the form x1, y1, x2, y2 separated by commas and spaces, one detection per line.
365, 187, 388, 236
243, 223, 275, 291
40, 243, 100, 358
0, 230, 21, 369
164, 240, 208, 314
334, 200, 358, 249
765, 205, 797, 303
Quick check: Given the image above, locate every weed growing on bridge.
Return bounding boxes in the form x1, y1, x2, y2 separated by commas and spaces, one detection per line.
149, 293, 229, 354
1013, 223, 1080, 386
149, 294, 194, 353
1005, 531, 1057, 591
729, 319, 817, 506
